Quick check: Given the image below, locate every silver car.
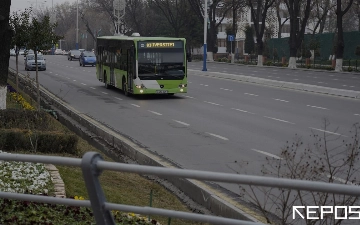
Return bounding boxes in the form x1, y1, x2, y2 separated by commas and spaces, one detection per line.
25, 54, 46, 71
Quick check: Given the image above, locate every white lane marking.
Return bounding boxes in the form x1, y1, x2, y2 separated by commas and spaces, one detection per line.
114, 97, 122, 100
83, 70, 86, 72
204, 101, 223, 106
329, 75, 334, 77
220, 88, 233, 91
263, 116, 295, 125
231, 108, 255, 115
307, 105, 328, 110
276, 77, 280, 78
81, 83, 86, 85
185, 95, 194, 99
101, 92, 108, 95
309, 127, 347, 137
268, 76, 273, 78
350, 86, 355, 88
317, 82, 324, 84
206, 132, 229, 141
343, 85, 347, 87
223, 70, 228, 73
66, 77, 70, 79
73, 80, 76, 82
333, 79, 338, 80
148, 110, 162, 115
354, 114, 360, 116
131, 104, 140, 107
314, 77, 318, 78
273, 98, 289, 103
90, 87, 96, 89
252, 149, 282, 159
49, 72, 52, 74
55, 74, 58, 76
293, 79, 299, 81
173, 120, 190, 126
200, 84, 209, 86
244, 93, 259, 97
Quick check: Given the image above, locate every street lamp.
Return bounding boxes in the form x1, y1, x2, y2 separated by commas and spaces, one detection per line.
76, 0, 79, 50
202, 0, 208, 71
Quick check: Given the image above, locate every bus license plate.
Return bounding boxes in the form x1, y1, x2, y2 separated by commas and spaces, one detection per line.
156, 90, 168, 94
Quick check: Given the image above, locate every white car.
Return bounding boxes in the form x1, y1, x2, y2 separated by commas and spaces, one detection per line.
54, 49, 63, 55
10, 49, 16, 56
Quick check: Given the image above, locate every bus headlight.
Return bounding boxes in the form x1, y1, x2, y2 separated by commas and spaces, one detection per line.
179, 84, 187, 88
140, 89, 144, 93
180, 89, 184, 92
136, 84, 145, 89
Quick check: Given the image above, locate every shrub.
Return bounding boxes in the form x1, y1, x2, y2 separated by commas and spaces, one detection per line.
348, 67, 353, 72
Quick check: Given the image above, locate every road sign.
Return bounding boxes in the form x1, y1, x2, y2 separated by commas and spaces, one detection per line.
228, 35, 235, 42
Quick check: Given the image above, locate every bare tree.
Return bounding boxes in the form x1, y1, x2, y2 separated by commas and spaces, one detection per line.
247, 0, 276, 66
308, 0, 336, 34
284, 0, 312, 68
240, 120, 360, 225
0, 0, 13, 109
274, 0, 289, 38
334, 0, 354, 72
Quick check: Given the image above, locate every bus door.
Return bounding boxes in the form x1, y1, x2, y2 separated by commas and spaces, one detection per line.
109, 48, 115, 86
97, 46, 104, 82
127, 47, 135, 93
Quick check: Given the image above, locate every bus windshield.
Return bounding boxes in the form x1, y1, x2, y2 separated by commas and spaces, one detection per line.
138, 48, 185, 80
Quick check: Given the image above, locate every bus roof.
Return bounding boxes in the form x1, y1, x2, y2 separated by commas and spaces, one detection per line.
97, 36, 185, 41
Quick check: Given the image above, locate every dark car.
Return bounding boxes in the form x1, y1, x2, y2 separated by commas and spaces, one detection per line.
68, 49, 81, 61
79, 51, 96, 67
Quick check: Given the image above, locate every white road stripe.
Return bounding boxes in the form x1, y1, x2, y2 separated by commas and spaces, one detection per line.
273, 98, 289, 103
307, 105, 328, 110
131, 104, 140, 107
231, 108, 255, 115
324, 174, 357, 185
252, 149, 282, 159
173, 120, 190, 126
206, 132, 229, 141
244, 93, 259, 97
355, 114, 360, 116
185, 95, 194, 99
55, 74, 58, 75
148, 110, 162, 115
309, 127, 347, 137
263, 116, 295, 125
293, 79, 299, 81
73, 80, 76, 82
114, 97, 122, 100
49, 72, 52, 73
204, 101, 222, 106
200, 84, 209, 86
81, 83, 86, 85
101, 92, 108, 95
66, 77, 70, 79
220, 88, 233, 91
343, 85, 347, 87
90, 87, 96, 89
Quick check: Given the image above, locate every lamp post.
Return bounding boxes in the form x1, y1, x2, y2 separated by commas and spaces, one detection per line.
76, 0, 79, 50
202, 0, 207, 71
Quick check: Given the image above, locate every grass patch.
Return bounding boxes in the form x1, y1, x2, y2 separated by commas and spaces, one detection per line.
2, 82, 208, 225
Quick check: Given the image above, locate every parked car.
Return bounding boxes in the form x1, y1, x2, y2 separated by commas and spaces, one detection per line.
19, 49, 25, 55
25, 54, 46, 71
54, 49, 63, 55
79, 51, 96, 67
10, 49, 16, 56
68, 49, 81, 61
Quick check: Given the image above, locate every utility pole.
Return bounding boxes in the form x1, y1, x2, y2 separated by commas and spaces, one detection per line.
202, 0, 208, 71
76, 0, 79, 49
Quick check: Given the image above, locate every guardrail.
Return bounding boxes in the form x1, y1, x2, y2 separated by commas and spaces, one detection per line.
1, 152, 360, 225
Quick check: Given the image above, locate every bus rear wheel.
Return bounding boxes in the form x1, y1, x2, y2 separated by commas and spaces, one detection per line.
122, 81, 128, 96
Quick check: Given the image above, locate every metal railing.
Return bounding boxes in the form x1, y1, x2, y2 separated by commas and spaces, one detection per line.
2, 152, 360, 225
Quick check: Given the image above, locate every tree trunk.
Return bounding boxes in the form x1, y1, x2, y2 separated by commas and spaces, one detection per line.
335, 58, 343, 72
288, 57, 297, 69
257, 55, 263, 66
35, 51, 41, 110
288, 40, 298, 68
0, 0, 12, 109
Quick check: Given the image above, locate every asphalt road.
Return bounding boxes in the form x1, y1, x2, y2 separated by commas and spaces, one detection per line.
189, 61, 360, 91
8, 55, 360, 195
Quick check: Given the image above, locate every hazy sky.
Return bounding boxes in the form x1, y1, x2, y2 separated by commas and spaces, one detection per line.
10, 0, 75, 13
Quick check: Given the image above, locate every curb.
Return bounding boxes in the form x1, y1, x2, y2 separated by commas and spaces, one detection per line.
44, 164, 66, 198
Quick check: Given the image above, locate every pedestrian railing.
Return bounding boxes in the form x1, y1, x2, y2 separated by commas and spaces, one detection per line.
1, 152, 360, 225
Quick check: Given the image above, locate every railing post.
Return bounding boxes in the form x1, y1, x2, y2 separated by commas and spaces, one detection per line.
81, 152, 115, 225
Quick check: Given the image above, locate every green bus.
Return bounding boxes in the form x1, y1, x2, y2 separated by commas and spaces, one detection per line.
96, 34, 188, 95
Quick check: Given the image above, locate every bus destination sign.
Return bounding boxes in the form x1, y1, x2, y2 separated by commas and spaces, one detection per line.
138, 41, 182, 49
